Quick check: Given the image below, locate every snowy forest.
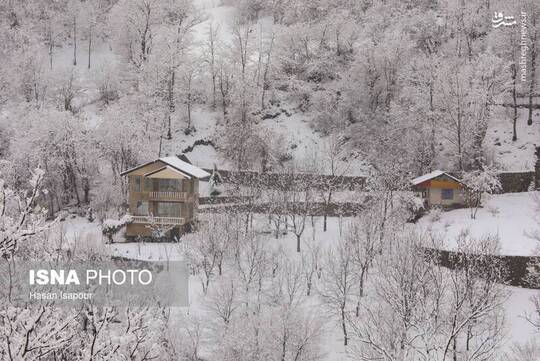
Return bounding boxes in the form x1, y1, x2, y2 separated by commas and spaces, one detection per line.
0, 0, 540, 360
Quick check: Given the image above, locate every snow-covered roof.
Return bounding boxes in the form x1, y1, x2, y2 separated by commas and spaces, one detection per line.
411, 170, 461, 185
144, 165, 192, 179
120, 156, 210, 179
159, 156, 210, 179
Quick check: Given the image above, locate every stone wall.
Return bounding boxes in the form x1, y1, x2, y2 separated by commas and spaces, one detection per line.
424, 247, 539, 289
497, 171, 534, 193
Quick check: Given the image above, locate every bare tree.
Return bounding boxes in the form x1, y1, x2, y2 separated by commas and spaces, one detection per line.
346, 215, 378, 316
320, 237, 355, 346
234, 231, 267, 295
317, 134, 350, 232
301, 233, 322, 296
231, 17, 253, 124
206, 277, 241, 326
184, 218, 226, 294
205, 21, 220, 109
217, 58, 232, 120
442, 233, 507, 361
260, 30, 275, 110
285, 165, 314, 252
56, 68, 80, 113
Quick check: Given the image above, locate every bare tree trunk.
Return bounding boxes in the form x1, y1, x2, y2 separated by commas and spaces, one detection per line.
187, 78, 192, 128
356, 269, 365, 317
83, 177, 90, 204
207, 23, 218, 109
512, 64, 518, 141
73, 16, 77, 66
466, 323, 472, 352
323, 192, 331, 232
167, 113, 172, 140
88, 28, 92, 69
341, 305, 348, 346
261, 33, 275, 110
49, 36, 53, 69
219, 65, 228, 120
453, 335, 457, 361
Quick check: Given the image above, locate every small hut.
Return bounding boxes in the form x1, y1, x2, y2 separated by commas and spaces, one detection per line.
411, 170, 465, 208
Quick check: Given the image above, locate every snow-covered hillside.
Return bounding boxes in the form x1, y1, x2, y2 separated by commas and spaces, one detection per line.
1, 0, 540, 360
484, 102, 540, 171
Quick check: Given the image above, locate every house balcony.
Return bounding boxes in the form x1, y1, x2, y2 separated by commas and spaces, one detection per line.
131, 215, 185, 225
148, 191, 191, 202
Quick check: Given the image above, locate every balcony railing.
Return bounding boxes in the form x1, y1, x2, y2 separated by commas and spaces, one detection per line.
148, 191, 190, 201
131, 215, 184, 225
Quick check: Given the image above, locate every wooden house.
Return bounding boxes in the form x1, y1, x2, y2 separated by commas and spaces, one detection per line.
411, 170, 465, 208
120, 156, 210, 239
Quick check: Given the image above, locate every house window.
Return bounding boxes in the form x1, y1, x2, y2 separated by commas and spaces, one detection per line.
144, 178, 153, 191
134, 176, 141, 192
136, 200, 148, 215
159, 179, 181, 192
441, 189, 454, 200
157, 202, 181, 217
183, 180, 191, 193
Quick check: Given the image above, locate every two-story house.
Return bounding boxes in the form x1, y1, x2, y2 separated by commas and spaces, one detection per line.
120, 155, 210, 239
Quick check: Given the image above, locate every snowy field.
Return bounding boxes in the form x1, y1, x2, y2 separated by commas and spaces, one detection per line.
417, 192, 540, 256
55, 213, 540, 359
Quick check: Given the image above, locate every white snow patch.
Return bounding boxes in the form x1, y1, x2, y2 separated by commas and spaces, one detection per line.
485, 99, 540, 171
417, 192, 540, 256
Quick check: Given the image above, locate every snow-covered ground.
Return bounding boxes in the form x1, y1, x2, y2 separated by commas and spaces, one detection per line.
56, 213, 540, 359
107, 242, 186, 261
503, 286, 540, 347
164, 106, 222, 167
484, 100, 540, 172
417, 192, 540, 256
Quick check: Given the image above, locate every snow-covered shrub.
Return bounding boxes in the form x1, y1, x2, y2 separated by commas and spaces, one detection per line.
396, 192, 426, 222
305, 58, 338, 83
144, 216, 176, 242
86, 207, 95, 222
57, 210, 69, 221
428, 207, 442, 223
208, 165, 223, 197
287, 79, 312, 111
183, 124, 196, 135
93, 63, 120, 105
101, 214, 133, 243
462, 167, 502, 219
